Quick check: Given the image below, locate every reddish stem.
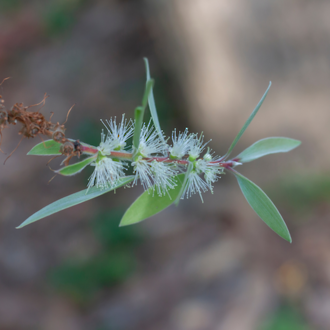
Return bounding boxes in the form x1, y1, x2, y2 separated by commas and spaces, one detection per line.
110, 151, 133, 159
79, 146, 236, 169
146, 157, 189, 165
81, 145, 98, 154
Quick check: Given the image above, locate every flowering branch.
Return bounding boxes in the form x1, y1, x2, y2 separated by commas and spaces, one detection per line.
8, 59, 301, 243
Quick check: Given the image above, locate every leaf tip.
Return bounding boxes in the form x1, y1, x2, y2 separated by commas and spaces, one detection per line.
119, 211, 129, 227
118, 219, 129, 227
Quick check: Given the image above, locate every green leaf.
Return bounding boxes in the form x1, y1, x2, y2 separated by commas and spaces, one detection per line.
142, 78, 154, 109
27, 139, 97, 156
232, 169, 291, 242
224, 82, 272, 160
120, 174, 185, 226
143, 58, 164, 141
174, 163, 193, 205
133, 106, 144, 150
27, 139, 62, 156
17, 176, 135, 229
56, 155, 96, 176
236, 137, 301, 163
133, 79, 155, 151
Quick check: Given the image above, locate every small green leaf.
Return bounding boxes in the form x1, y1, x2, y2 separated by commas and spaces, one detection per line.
27, 139, 97, 156
236, 137, 301, 163
143, 58, 164, 142
224, 82, 272, 159
120, 174, 185, 226
27, 139, 62, 156
56, 155, 96, 176
133, 79, 155, 151
174, 163, 193, 205
232, 170, 291, 242
17, 176, 135, 229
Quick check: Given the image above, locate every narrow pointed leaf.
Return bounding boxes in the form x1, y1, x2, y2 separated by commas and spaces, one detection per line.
133, 79, 155, 151
174, 163, 193, 206
56, 155, 96, 176
233, 170, 291, 243
120, 174, 185, 226
144, 58, 164, 141
27, 140, 62, 155
236, 137, 301, 163
17, 176, 135, 229
28, 139, 97, 156
224, 82, 272, 159
133, 106, 144, 150
142, 78, 154, 109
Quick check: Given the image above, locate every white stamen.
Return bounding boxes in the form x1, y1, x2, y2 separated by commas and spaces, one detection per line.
181, 170, 211, 203
151, 161, 177, 197
138, 121, 167, 157
88, 157, 126, 190
132, 157, 154, 191
188, 133, 210, 160
169, 128, 193, 159
100, 114, 134, 152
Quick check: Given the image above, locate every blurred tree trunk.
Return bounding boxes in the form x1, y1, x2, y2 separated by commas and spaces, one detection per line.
146, 0, 330, 177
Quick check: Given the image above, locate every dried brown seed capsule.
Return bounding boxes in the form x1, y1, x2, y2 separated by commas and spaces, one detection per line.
52, 129, 65, 142
60, 141, 74, 156
30, 124, 40, 137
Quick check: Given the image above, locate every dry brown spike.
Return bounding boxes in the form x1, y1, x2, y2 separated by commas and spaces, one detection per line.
0, 81, 80, 166
26, 93, 49, 112
62, 104, 75, 125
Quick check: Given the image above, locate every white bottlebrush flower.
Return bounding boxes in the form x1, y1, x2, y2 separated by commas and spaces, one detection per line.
132, 159, 177, 196
204, 165, 222, 187
137, 121, 167, 157
132, 157, 154, 191
100, 114, 134, 153
88, 155, 126, 190
97, 129, 111, 156
132, 122, 170, 192
151, 161, 177, 196
180, 151, 224, 202
199, 152, 224, 187
188, 133, 210, 160
181, 170, 211, 203
89, 128, 128, 190
169, 128, 193, 159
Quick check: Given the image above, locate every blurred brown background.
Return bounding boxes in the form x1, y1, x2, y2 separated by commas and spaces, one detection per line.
0, 0, 330, 329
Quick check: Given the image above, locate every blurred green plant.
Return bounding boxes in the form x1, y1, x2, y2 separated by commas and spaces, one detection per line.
49, 251, 135, 303
49, 209, 141, 304
44, 0, 87, 37
260, 303, 310, 330
92, 209, 142, 247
